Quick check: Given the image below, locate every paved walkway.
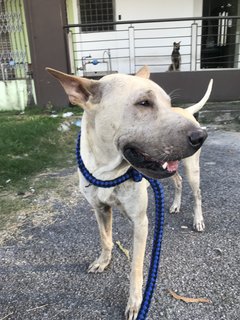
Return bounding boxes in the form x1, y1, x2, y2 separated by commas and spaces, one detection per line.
0, 128, 240, 320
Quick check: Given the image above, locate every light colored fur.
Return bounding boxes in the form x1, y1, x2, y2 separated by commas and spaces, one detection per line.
170, 79, 213, 231
171, 109, 204, 230
46, 66, 212, 319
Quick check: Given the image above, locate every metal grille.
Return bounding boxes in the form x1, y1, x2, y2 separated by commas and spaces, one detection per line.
0, 0, 30, 80
65, 16, 240, 76
79, 0, 114, 32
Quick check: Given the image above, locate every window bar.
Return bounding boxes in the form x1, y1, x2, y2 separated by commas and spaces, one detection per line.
223, 12, 228, 46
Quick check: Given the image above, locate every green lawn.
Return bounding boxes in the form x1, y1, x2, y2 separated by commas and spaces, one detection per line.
0, 108, 81, 190
0, 107, 82, 227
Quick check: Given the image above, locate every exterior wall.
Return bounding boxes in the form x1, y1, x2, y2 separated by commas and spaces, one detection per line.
69, 0, 204, 75
66, 0, 78, 24
115, 0, 202, 20
151, 70, 240, 103
62, 0, 240, 103
67, 0, 203, 23
0, 80, 29, 111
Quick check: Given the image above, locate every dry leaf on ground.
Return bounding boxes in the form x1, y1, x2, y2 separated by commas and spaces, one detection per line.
116, 241, 130, 260
168, 289, 211, 304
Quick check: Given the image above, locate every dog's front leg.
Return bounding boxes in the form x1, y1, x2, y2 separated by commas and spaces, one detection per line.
126, 213, 148, 320
88, 204, 113, 273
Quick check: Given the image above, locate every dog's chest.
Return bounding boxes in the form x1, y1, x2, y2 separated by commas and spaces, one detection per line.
80, 177, 147, 211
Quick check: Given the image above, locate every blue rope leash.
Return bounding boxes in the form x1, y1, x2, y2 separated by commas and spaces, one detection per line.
76, 132, 165, 320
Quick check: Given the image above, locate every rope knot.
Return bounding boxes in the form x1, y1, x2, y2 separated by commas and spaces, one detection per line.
130, 169, 143, 182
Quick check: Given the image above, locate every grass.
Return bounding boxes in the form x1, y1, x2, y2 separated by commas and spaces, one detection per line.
0, 106, 82, 227
0, 107, 81, 188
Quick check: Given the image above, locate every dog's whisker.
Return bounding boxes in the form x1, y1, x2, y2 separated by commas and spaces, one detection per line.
169, 88, 181, 99
169, 90, 182, 103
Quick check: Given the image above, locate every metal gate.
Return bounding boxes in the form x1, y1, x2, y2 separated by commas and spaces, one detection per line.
0, 0, 30, 80
0, 0, 34, 110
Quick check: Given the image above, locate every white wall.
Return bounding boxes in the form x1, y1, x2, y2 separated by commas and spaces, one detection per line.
115, 0, 201, 21
0, 80, 29, 111
70, 0, 203, 75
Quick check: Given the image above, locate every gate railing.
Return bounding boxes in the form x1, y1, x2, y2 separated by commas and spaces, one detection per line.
0, 0, 31, 80
64, 16, 240, 76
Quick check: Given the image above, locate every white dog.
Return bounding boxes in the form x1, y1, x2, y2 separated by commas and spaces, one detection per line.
47, 66, 211, 319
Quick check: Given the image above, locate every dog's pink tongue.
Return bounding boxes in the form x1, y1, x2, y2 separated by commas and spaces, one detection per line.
167, 161, 179, 172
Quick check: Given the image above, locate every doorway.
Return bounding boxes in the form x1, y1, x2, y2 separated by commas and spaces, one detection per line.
201, 0, 239, 68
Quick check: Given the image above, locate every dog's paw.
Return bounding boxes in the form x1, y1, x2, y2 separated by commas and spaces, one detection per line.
193, 219, 205, 232
169, 204, 180, 214
125, 295, 142, 320
88, 254, 111, 273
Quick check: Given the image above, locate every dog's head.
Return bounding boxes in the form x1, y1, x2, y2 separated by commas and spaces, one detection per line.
46, 67, 211, 179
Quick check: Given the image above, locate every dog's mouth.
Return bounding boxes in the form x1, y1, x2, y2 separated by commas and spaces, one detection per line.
123, 146, 179, 179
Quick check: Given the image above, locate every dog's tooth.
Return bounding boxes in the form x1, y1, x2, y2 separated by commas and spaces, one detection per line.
162, 162, 168, 169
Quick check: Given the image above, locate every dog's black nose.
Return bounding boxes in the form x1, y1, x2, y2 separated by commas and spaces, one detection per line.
188, 129, 208, 149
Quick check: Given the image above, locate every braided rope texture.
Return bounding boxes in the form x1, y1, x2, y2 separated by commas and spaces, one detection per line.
76, 132, 165, 320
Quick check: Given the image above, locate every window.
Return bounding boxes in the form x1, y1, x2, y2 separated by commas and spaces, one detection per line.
79, 0, 114, 32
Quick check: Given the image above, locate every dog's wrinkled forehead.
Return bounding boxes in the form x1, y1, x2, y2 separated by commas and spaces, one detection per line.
99, 74, 171, 105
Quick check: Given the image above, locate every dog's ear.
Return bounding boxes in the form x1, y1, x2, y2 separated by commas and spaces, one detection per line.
46, 68, 100, 108
135, 66, 150, 79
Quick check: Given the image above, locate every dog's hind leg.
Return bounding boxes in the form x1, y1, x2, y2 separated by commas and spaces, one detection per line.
183, 150, 205, 232
170, 172, 183, 213
88, 204, 113, 273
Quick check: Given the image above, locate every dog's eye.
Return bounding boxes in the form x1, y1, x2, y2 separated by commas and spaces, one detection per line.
138, 100, 152, 107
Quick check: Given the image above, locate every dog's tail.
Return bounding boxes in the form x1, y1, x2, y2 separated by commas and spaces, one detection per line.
186, 79, 213, 115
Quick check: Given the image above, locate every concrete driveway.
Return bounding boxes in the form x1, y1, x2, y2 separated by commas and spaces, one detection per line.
0, 127, 239, 320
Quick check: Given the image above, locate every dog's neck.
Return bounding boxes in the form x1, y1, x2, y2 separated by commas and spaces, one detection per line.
80, 112, 129, 180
